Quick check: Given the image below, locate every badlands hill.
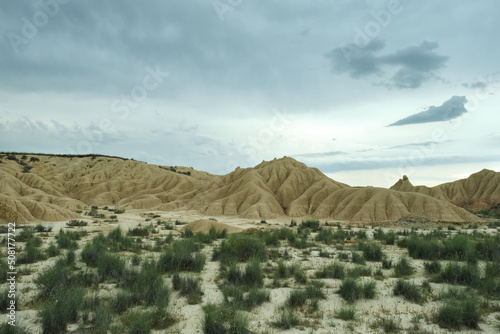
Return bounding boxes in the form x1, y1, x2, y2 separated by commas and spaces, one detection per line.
0, 153, 485, 224
391, 169, 500, 210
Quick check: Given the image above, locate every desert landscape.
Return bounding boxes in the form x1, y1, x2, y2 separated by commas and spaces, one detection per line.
1, 153, 500, 333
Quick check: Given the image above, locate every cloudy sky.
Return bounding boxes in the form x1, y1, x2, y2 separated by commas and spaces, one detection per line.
1, 0, 499, 187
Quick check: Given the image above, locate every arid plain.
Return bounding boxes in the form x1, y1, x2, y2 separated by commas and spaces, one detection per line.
1, 153, 500, 333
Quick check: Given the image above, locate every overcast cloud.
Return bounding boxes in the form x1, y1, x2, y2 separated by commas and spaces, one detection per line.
327, 39, 449, 88
0, 0, 499, 187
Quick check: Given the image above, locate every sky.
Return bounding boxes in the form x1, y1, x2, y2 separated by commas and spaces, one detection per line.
1, 0, 499, 187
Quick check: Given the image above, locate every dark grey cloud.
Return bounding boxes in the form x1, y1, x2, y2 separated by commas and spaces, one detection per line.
326, 38, 386, 78
0, 0, 370, 113
388, 96, 468, 127
327, 40, 449, 88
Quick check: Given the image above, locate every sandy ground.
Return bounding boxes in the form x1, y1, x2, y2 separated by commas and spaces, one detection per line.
2, 210, 500, 333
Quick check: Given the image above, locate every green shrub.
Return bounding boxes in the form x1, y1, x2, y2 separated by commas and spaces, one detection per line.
423, 260, 441, 274
358, 242, 383, 262
436, 295, 481, 329
97, 253, 126, 280
40, 286, 85, 334
66, 219, 88, 227
172, 273, 203, 305
177, 275, 203, 304
373, 228, 396, 245
276, 260, 288, 279
335, 307, 356, 321
226, 259, 264, 287
0, 323, 28, 334
485, 262, 500, 279
243, 287, 270, 309
338, 252, 350, 261
346, 265, 372, 278
56, 229, 79, 249
287, 289, 309, 307
357, 230, 367, 240
362, 280, 376, 299
374, 316, 400, 333
127, 226, 150, 237
394, 257, 414, 277
287, 283, 325, 308
158, 239, 205, 272
36, 262, 77, 300
351, 251, 366, 264
338, 278, 362, 302
202, 303, 249, 334
111, 291, 134, 314
315, 262, 345, 279
272, 310, 299, 329
107, 227, 134, 252
338, 278, 376, 302
436, 262, 481, 286
315, 228, 334, 245
122, 260, 170, 307
35, 224, 50, 233
393, 279, 423, 304
213, 234, 267, 264
81, 234, 107, 267
257, 230, 280, 246
0, 286, 16, 315
65, 250, 76, 267
46, 242, 60, 257
123, 310, 153, 334
17, 227, 35, 242
131, 254, 141, 266
382, 257, 392, 269
406, 234, 442, 260
93, 303, 112, 334
18, 240, 45, 264
300, 219, 320, 232
291, 266, 307, 284
243, 259, 264, 287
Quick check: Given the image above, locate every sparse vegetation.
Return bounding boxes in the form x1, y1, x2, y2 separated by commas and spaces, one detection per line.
1, 187, 499, 333
213, 234, 267, 264
358, 241, 383, 261
435, 292, 481, 329
172, 274, 203, 304
393, 279, 424, 304
315, 262, 345, 279
394, 256, 414, 277
272, 310, 300, 329
157, 239, 206, 272
338, 278, 376, 302
335, 307, 356, 321
66, 219, 88, 227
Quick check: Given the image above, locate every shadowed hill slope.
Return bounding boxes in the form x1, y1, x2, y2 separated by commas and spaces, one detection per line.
0, 153, 483, 223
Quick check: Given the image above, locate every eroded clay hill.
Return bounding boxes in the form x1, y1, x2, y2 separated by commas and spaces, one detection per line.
391, 169, 500, 210
0, 153, 483, 223
0, 154, 206, 223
